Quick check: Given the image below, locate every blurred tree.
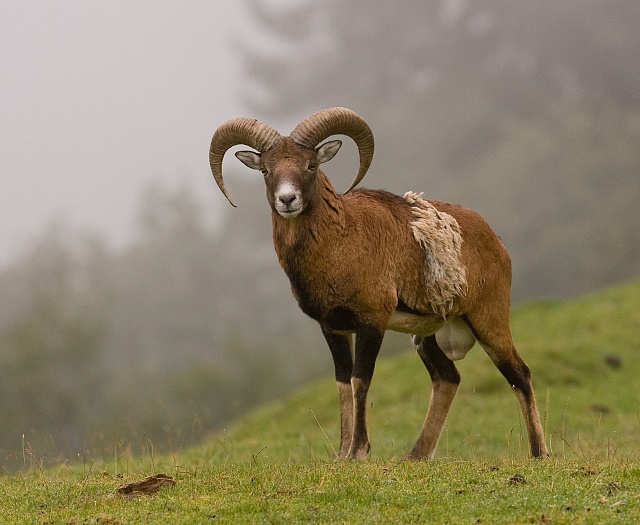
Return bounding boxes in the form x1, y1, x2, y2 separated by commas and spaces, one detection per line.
239, 0, 640, 299
242, 0, 640, 116
0, 226, 109, 457
0, 181, 353, 469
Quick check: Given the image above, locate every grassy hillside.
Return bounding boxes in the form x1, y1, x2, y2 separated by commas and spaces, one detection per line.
2, 282, 639, 524
191, 281, 640, 465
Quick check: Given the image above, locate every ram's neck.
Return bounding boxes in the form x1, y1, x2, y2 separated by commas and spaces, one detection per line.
271, 171, 345, 268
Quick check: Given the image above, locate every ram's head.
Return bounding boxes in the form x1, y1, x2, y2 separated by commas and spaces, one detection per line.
209, 107, 374, 218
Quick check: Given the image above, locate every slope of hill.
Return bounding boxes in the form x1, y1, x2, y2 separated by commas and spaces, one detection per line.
4, 282, 639, 525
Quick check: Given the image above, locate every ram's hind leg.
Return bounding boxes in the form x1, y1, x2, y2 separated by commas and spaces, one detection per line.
493, 348, 547, 457
466, 312, 548, 457
408, 335, 461, 460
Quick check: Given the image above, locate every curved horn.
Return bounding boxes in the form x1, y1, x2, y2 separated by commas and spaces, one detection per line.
209, 118, 281, 206
290, 107, 374, 193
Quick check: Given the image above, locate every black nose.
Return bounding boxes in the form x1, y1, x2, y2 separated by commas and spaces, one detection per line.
279, 193, 297, 206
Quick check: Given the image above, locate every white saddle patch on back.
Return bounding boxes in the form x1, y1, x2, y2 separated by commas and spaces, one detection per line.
434, 317, 476, 361
403, 192, 467, 317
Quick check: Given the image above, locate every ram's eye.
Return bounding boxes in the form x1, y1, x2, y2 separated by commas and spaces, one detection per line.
260, 168, 268, 176
307, 163, 317, 171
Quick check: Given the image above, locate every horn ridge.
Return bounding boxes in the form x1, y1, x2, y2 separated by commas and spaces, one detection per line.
209, 117, 281, 206
290, 107, 374, 193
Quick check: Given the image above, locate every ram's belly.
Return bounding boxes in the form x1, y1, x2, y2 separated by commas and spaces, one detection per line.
386, 310, 446, 336
388, 312, 476, 362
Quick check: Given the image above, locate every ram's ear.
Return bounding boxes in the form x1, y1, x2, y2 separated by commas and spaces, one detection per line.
235, 150, 262, 170
316, 140, 342, 164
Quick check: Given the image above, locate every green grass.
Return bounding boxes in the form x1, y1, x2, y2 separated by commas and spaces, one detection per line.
2, 282, 640, 524
3, 458, 640, 524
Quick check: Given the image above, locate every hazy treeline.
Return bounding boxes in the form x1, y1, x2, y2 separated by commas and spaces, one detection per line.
1, 0, 639, 467
241, 0, 640, 299
0, 182, 342, 466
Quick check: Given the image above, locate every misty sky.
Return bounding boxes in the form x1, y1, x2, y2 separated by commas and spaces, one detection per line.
1, 1, 253, 265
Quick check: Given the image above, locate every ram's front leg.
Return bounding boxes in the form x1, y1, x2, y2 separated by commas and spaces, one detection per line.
348, 324, 384, 459
322, 328, 354, 459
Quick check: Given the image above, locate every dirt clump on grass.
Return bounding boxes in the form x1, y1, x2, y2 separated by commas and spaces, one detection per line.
115, 473, 176, 497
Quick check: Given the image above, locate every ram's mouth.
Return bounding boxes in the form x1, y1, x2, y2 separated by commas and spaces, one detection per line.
277, 206, 303, 219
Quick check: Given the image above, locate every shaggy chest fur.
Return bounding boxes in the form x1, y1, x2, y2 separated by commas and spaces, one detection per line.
273, 220, 358, 329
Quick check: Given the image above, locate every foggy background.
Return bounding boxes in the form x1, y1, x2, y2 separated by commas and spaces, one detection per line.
1, 0, 638, 468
